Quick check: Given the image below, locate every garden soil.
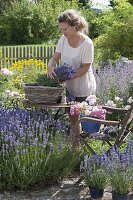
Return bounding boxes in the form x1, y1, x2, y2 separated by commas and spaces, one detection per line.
0, 175, 133, 200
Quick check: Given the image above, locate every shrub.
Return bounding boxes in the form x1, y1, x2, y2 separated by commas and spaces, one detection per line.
0, 106, 79, 190
94, 0, 133, 61
94, 57, 133, 103
0, 0, 79, 45
9, 59, 47, 87
104, 144, 133, 195
83, 154, 108, 190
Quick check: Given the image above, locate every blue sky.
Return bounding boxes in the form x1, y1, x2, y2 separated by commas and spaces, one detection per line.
92, 0, 109, 9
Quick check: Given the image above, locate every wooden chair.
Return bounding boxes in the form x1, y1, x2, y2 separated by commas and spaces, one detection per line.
78, 101, 133, 155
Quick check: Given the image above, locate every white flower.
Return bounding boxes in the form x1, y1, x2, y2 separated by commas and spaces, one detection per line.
127, 97, 133, 104
106, 100, 116, 108
1, 68, 13, 76
77, 101, 87, 109
124, 105, 131, 110
11, 91, 20, 97
4, 89, 12, 94
115, 96, 122, 101
84, 110, 91, 116
86, 95, 97, 105
4, 90, 20, 97
92, 106, 99, 111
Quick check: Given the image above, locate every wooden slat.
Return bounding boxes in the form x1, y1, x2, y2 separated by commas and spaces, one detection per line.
0, 45, 56, 68
79, 117, 120, 126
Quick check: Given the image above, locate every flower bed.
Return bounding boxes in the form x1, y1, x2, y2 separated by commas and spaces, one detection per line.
0, 106, 79, 190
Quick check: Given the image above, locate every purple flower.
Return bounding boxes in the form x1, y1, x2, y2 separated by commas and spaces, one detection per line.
94, 58, 133, 103
55, 63, 76, 81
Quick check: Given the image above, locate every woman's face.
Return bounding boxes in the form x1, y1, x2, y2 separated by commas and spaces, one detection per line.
59, 22, 76, 39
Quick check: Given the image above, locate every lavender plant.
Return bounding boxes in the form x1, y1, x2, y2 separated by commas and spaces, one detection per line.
95, 57, 133, 104
0, 106, 79, 190
100, 143, 133, 195
83, 140, 133, 195
84, 154, 108, 190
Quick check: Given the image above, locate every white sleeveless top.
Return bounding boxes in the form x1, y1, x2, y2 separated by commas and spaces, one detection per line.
55, 35, 96, 97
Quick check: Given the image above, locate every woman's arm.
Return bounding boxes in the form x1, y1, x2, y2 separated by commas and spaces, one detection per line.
47, 52, 61, 79
72, 63, 91, 79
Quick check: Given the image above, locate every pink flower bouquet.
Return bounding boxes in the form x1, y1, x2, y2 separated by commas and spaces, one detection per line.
70, 95, 106, 134
70, 95, 106, 120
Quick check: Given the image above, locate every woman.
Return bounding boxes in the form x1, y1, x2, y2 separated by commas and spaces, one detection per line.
47, 9, 96, 146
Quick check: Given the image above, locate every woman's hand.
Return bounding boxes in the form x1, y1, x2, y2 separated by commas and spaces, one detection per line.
47, 66, 57, 79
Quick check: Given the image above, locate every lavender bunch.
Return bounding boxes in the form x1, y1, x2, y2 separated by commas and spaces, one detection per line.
84, 154, 108, 190
55, 63, 76, 82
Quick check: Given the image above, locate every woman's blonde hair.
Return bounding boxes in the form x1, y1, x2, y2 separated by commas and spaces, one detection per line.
58, 9, 88, 34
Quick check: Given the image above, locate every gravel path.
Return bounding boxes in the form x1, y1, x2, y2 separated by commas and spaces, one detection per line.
0, 176, 133, 200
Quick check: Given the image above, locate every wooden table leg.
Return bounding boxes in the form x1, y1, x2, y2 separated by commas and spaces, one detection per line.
69, 114, 81, 147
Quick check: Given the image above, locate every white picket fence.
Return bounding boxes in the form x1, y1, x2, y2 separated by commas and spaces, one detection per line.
0, 45, 56, 68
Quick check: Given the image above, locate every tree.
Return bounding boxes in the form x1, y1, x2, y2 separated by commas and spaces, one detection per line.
109, 0, 133, 8
128, 0, 133, 5
0, 0, 16, 14
109, 0, 118, 8
95, 0, 133, 61
81, 8, 104, 39
78, 0, 89, 7
0, 0, 79, 45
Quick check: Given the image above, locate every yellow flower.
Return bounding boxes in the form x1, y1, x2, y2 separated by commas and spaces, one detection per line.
9, 59, 46, 73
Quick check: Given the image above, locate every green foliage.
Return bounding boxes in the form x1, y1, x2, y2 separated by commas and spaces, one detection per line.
35, 74, 59, 87
0, 68, 15, 93
128, 81, 133, 98
0, 69, 22, 108
0, 132, 79, 190
78, 0, 90, 8
95, 0, 133, 62
9, 58, 47, 88
84, 168, 108, 189
109, 165, 132, 195
0, 59, 48, 107
83, 154, 108, 190
109, 0, 133, 8
0, 0, 34, 45
128, 0, 133, 5
109, 0, 118, 8
0, 91, 24, 108
0, 0, 79, 45
0, 0, 14, 14
81, 8, 104, 39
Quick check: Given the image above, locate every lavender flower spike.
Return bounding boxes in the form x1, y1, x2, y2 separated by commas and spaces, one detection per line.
55, 63, 76, 82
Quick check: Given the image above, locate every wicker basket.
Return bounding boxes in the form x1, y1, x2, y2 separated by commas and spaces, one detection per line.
22, 83, 64, 104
